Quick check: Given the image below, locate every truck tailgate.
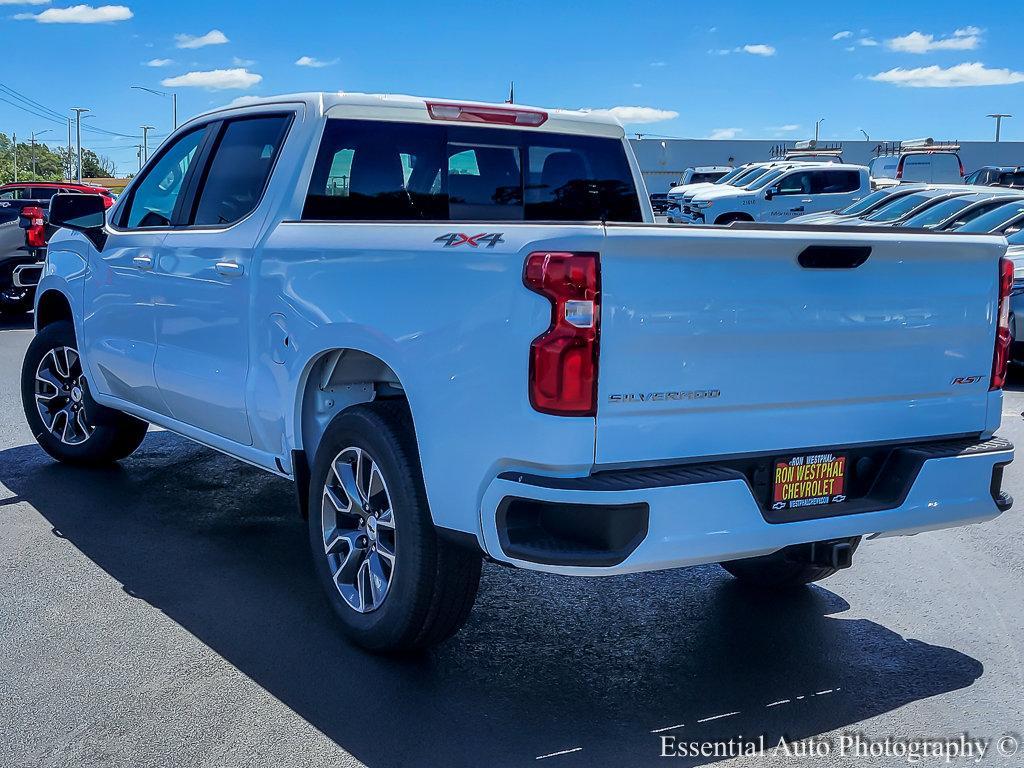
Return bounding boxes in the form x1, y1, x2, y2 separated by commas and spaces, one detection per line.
596, 225, 1006, 466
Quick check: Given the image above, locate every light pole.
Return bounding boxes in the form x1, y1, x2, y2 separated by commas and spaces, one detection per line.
131, 85, 177, 130
859, 128, 870, 142
11, 132, 16, 183
987, 113, 1012, 142
140, 125, 155, 163
71, 107, 90, 182
30, 129, 51, 177
814, 117, 825, 143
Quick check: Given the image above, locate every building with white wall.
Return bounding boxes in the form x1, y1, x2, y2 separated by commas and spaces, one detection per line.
630, 138, 1024, 193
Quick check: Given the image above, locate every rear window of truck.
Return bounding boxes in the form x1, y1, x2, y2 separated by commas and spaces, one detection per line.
302, 119, 642, 222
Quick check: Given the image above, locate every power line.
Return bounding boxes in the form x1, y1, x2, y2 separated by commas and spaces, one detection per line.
0, 80, 145, 139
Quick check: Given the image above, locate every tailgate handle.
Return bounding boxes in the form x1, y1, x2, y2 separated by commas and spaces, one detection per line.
798, 245, 871, 269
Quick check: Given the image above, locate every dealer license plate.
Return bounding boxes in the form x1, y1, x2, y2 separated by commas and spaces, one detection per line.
772, 453, 847, 511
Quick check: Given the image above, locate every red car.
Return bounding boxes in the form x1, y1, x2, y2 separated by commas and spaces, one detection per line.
0, 181, 116, 208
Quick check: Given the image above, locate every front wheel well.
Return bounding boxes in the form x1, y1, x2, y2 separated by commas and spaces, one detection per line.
35, 290, 73, 330
714, 212, 754, 225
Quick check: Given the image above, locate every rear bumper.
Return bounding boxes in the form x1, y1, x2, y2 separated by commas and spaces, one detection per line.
480, 436, 1013, 576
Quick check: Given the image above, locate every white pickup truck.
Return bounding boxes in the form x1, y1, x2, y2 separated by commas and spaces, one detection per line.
23, 92, 1014, 652
678, 163, 872, 225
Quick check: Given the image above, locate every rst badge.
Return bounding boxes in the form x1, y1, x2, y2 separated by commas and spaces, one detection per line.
434, 232, 505, 248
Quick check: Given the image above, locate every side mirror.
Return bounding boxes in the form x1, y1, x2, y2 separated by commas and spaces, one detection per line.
49, 193, 107, 249
764, 187, 776, 201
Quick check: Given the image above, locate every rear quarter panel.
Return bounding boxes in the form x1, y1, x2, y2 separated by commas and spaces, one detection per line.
253, 222, 603, 533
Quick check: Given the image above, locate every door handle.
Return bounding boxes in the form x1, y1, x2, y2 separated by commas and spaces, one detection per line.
132, 255, 153, 270
215, 261, 244, 277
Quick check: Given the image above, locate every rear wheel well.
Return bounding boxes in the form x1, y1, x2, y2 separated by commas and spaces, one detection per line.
35, 290, 73, 330
714, 212, 754, 225
298, 349, 409, 473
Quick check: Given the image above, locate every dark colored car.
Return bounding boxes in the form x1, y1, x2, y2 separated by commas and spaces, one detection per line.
0, 200, 47, 317
964, 166, 1024, 190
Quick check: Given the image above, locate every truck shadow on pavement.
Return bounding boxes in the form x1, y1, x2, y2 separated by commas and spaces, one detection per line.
0, 432, 985, 768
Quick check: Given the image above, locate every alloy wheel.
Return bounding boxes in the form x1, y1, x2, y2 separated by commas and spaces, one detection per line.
34, 346, 94, 446
321, 446, 397, 613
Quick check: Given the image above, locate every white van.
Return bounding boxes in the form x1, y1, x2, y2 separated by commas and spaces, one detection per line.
870, 139, 964, 187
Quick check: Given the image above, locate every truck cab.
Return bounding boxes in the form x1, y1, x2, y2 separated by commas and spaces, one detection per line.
682, 163, 870, 225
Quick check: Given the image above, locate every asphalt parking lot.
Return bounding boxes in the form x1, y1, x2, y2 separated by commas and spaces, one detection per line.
1, 317, 1023, 768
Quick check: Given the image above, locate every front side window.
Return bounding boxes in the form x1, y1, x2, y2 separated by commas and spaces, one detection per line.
122, 127, 205, 228
901, 197, 973, 228
0, 187, 29, 200
775, 171, 813, 195
29, 187, 60, 200
302, 119, 642, 222
191, 115, 290, 226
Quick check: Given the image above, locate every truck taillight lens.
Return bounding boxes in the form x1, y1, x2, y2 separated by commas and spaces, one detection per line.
426, 101, 548, 127
895, 158, 904, 180
21, 206, 45, 248
524, 251, 600, 416
992, 256, 1013, 390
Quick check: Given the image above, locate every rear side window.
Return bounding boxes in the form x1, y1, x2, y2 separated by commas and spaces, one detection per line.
955, 203, 1024, 233
302, 119, 642, 222
996, 171, 1024, 188
29, 188, 60, 200
191, 115, 290, 226
813, 170, 860, 194
864, 192, 933, 222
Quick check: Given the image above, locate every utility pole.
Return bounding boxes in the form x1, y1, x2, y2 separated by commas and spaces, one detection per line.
136, 144, 143, 172
987, 113, 1012, 142
71, 107, 89, 182
11, 132, 16, 183
140, 125, 155, 163
66, 118, 73, 181
131, 85, 178, 130
30, 129, 51, 177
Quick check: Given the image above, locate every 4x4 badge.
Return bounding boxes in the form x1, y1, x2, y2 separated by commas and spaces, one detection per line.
434, 232, 505, 248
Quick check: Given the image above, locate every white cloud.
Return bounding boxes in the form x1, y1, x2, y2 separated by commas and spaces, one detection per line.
886, 26, 981, 54
766, 124, 801, 132
174, 29, 228, 49
649, 61, 667, 67
0, 0, 51, 4
632, 82, 643, 88
869, 61, 1024, 88
588, 106, 679, 124
832, 31, 852, 40
144, 58, 173, 67
295, 55, 338, 68
231, 56, 254, 66
225, 95, 264, 108
161, 67, 261, 90
858, 37, 879, 47
845, 46, 856, 52
708, 127, 742, 140
14, 4, 131, 22
741, 44, 775, 56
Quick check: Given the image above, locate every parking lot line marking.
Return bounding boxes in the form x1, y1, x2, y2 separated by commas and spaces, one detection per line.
766, 699, 790, 708
814, 689, 834, 695
650, 723, 686, 734
696, 711, 739, 723
536, 747, 583, 760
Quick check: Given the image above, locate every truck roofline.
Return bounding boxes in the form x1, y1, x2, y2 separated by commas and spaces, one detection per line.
189, 91, 627, 139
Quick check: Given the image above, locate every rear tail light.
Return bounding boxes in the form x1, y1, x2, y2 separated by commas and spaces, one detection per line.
524, 252, 600, 416
426, 101, 547, 127
21, 206, 46, 248
895, 157, 904, 180
992, 256, 1013, 390
958, 157, 966, 177
102, 195, 114, 209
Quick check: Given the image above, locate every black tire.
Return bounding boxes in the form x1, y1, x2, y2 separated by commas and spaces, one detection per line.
307, 401, 481, 653
719, 538, 861, 589
21, 321, 148, 466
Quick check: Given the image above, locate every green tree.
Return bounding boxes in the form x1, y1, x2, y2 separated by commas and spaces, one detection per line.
0, 132, 66, 184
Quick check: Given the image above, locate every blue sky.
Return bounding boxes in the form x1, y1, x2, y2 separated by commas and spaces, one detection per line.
1, 0, 1022, 175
